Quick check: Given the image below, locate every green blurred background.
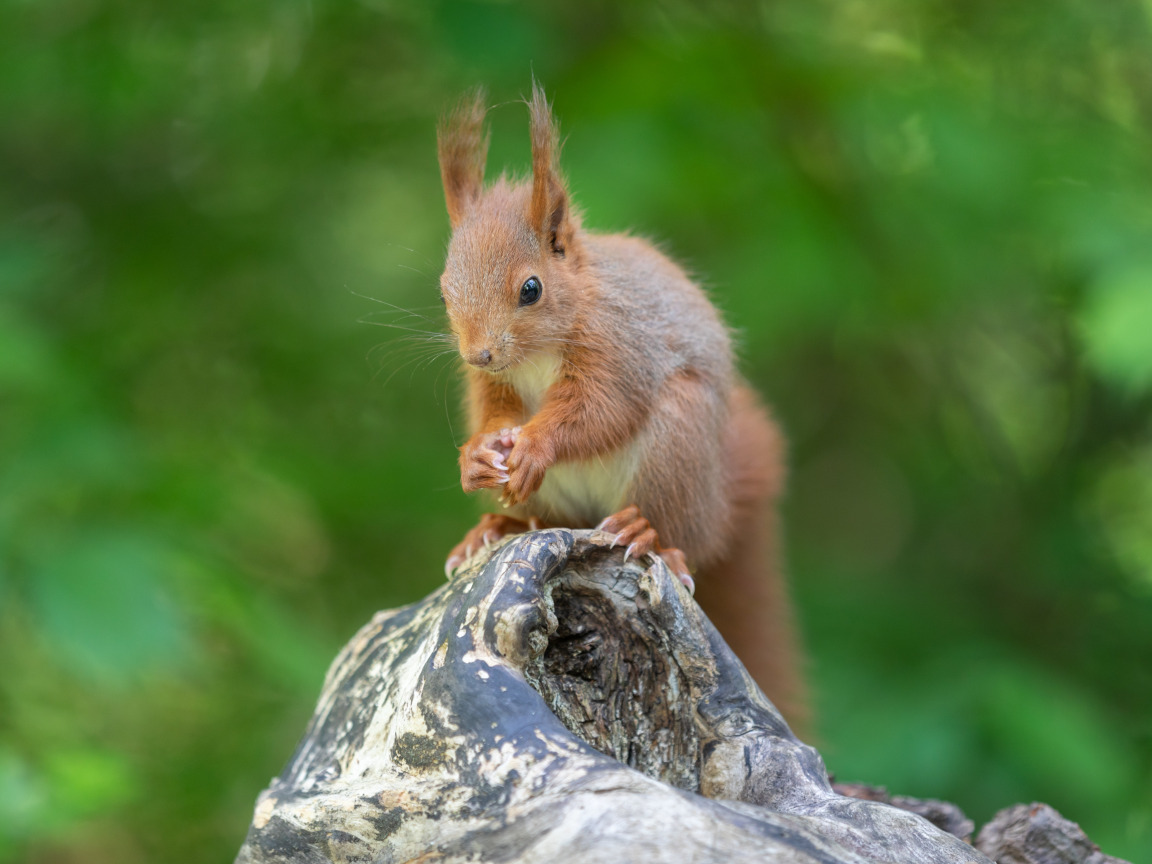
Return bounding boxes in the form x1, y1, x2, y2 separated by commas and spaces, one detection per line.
2, 0, 1151, 860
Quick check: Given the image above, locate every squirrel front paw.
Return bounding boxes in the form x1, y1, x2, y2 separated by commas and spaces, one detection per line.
459, 427, 520, 493
501, 430, 553, 506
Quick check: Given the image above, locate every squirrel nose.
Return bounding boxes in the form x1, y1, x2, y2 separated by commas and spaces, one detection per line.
468, 349, 493, 368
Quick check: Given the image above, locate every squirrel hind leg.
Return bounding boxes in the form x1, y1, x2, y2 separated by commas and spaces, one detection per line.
596, 506, 694, 590
596, 505, 657, 560
446, 512, 544, 575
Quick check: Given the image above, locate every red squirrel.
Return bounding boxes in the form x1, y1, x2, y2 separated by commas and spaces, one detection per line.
435, 85, 807, 727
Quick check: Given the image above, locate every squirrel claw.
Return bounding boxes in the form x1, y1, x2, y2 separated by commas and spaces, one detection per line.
629, 544, 663, 565
656, 548, 693, 594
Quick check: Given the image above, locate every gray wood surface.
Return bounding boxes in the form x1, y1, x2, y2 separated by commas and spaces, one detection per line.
976, 803, 1128, 864
235, 529, 1120, 863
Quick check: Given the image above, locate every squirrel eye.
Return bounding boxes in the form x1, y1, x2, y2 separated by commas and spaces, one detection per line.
519, 276, 542, 306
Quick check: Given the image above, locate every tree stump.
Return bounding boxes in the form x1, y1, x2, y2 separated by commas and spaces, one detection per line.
235, 529, 1123, 863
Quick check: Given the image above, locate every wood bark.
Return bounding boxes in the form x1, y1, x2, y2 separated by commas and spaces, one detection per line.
235, 529, 1127, 864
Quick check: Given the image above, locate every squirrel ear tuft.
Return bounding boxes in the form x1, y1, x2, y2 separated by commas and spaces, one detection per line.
528, 81, 570, 255
438, 88, 489, 229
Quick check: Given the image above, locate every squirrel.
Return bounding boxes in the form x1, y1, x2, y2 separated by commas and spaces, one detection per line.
434, 84, 807, 728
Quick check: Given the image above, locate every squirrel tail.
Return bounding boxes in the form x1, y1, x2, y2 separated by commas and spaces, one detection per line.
693, 387, 811, 737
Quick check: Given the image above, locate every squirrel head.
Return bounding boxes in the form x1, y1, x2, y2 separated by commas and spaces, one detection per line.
437, 84, 583, 373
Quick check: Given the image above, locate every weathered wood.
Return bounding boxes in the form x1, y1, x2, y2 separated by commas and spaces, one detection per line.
975, 804, 1128, 864
234, 529, 1114, 863
833, 783, 975, 843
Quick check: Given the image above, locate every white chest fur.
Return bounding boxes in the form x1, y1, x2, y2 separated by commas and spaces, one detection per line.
504, 350, 640, 525
534, 443, 640, 526
505, 350, 561, 416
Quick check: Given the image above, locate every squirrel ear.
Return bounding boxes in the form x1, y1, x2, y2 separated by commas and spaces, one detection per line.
528, 82, 570, 255
438, 88, 489, 229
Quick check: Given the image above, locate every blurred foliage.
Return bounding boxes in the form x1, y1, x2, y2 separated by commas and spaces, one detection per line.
1, 0, 1151, 861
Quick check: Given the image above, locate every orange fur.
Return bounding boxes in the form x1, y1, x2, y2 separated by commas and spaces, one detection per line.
438, 87, 489, 229
436, 84, 808, 728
